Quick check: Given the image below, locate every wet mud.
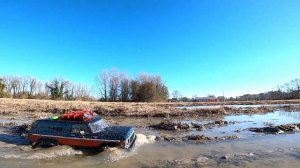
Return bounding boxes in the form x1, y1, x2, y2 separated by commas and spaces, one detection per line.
149, 120, 236, 131
249, 123, 300, 134
155, 134, 239, 143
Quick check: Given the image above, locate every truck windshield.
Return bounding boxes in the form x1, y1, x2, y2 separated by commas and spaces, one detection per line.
89, 119, 108, 133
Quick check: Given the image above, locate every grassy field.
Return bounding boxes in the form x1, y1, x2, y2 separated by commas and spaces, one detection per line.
1, 98, 300, 119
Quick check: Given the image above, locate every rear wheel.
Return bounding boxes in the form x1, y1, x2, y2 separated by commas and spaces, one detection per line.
33, 139, 58, 148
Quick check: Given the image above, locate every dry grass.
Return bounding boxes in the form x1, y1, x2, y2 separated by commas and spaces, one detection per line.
0, 98, 173, 117
1, 98, 300, 119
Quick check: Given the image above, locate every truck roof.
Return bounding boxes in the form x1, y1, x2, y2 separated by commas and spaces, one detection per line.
37, 111, 101, 124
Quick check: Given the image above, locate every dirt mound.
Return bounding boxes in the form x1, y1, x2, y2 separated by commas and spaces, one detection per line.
149, 120, 191, 131
155, 134, 239, 143
249, 123, 300, 134
150, 120, 235, 131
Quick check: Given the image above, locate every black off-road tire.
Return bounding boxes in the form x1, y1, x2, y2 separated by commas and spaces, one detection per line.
33, 138, 58, 148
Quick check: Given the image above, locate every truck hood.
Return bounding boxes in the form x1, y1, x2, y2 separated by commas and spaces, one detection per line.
96, 126, 134, 140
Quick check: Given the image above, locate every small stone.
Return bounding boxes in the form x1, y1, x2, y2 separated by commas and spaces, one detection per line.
249, 152, 254, 156
174, 159, 193, 165
195, 156, 209, 166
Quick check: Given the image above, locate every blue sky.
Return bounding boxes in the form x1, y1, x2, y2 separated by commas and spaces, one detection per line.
0, 0, 300, 97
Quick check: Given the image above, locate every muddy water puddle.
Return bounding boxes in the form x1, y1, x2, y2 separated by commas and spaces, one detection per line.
1, 110, 300, 167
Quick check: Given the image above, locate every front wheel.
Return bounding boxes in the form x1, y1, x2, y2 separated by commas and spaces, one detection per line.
99, 145, 109, 151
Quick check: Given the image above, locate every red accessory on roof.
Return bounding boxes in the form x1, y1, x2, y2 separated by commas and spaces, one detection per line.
60, 110, 94, 121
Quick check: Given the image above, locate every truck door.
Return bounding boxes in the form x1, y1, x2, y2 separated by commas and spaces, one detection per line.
69, 124, 90, 146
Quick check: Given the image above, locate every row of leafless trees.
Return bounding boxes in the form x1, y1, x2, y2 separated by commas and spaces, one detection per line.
95, 69, 169, 102
170, 78, 300, 102
235, 78, 300, 101
0, 69, 169, 102
0, 76, 92, 100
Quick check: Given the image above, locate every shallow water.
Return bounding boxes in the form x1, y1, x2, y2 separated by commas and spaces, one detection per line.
177, 103, 300, 109
1, 110, 300, 168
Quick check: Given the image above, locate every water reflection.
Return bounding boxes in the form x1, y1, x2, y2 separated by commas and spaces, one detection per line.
278, 111, 300, 120
177, 104, 300, 109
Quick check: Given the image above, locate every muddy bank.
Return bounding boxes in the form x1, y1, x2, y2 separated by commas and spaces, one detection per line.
249, 123, 300, 134
149, 120, 236, 131
155, 134, 239, 143
174, 99, 300, 106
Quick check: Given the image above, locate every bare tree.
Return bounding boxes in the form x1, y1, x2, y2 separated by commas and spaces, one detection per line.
283, 82, 296, 99
109, 68, 119, 101
64, 81, 74, 100
0, 78, 5, 97
172, 90, 182, 100
11, 77, 21, 98
130, 80, 140, 102
2, 76, 13, 96
74, 83, 90, 100
20, 76, 29, 94
62, 80, 91, 101
29, 77, 38, 97
95, 70, 109, 101
291, 79, 300, 99
34, 81, 49, 99
119, 73, 131, 102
